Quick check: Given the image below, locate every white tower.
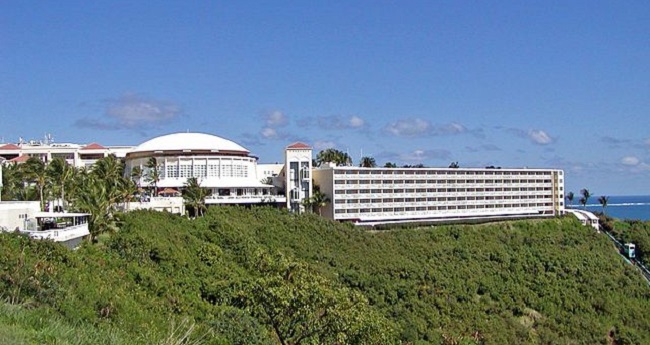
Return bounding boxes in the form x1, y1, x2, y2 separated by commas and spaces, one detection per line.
284, 143, 313, 213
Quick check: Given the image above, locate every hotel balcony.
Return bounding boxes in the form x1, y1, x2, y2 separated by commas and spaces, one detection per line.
205, 195, 287, 204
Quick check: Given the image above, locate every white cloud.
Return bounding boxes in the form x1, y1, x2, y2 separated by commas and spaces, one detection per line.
621, 156, 640, 166
260, 127, 278, 139
439, 122, 467, 134
314, 140, 337, 150
385, 118, 431, 137
299, 115, 368, 130
399, 149, 451, 162
348, 115, 365, 128
75, 93, 182, 130
264, 110, 288, 127
528, 130, 554, 145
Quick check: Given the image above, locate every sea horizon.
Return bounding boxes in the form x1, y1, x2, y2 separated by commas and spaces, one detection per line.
569, 195, 650, 221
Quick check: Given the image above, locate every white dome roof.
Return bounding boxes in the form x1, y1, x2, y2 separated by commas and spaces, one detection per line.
131, 132, 249, 154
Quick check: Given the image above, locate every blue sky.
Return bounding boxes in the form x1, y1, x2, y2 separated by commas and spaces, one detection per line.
1, 1, 649, 195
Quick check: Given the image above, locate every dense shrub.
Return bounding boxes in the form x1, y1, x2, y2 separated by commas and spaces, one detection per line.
1, 207, 649, 344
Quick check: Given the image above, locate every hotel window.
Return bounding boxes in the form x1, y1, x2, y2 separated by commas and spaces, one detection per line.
193, 164, 207, 178
208, 164, 219, 177
180, 164, 192, 178
166, 165, 179, 178
221, 164, 233, 177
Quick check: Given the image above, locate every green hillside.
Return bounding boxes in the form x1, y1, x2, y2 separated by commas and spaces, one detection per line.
1, 207, 649, 344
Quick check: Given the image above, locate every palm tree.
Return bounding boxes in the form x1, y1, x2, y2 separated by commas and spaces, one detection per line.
309, 190, 330, 216
130, 166, 143, 189
383, 162, 397, 168
449, 161, 460, 168
566, 191, 574, 208
1, 163, 25, 201
359, 156, 377, 168
23, 157, 50, 210
316, 148, 353, 167
47, 157, 74, 211
145, 157, 161, 196
73, 174, 119, 241
69, 156, 136, 241
182, 177, 210, 217
598, 195, 609, 215
580, 188, 591, 210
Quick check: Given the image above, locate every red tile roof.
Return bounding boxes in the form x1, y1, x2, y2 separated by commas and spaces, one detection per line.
8, 155, 29, 163
286, 142, 311, 149
81, 143, 106, 150
0, 143, 20, 150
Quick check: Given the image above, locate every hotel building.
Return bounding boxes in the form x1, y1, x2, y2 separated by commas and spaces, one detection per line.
0, 136, 132, 167
123, 132, 286, 206
2, 132, 565, 224
313, 166, 564, 224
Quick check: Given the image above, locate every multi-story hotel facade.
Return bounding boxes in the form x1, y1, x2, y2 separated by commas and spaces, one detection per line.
2, 132, 565, 224
313, 166, 564, 224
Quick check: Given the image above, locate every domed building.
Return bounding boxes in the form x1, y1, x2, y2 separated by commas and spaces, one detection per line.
125, 132, 286, 205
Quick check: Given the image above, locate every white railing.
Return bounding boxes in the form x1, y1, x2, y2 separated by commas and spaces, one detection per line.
21, 223, 90, 242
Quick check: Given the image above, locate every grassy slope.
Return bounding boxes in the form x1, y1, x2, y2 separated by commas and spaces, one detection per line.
1, 207, 649, 344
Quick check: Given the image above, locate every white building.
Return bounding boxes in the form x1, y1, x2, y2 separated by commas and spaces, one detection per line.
313, 166, 565, 224
279, 143, 313, 212
124, 132, 286, 206
0, 136, 133, 168
0, 201, 40, 231
1, 132, 568, 225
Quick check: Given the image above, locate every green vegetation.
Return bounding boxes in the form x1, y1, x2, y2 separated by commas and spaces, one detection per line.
601, 215, 650, 266
315, 148, 352, 167
1, 207, 650, 344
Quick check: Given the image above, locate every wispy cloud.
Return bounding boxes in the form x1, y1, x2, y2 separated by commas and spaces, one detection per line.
506, 127, 555, 145
384, 118, 471, 137
621, 156, 640, 166
263, 110, 288, 127
619, 155, 650, 173
465, 144, 501, 153
384, 118, 431, 137
75, 93, 182, 131
313, 140, 338, 151
601, 136, 630, 146
298, 115, 368, 130
379, 148, 451, 163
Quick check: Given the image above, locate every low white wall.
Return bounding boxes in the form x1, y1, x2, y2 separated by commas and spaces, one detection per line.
0, 201, 40, 231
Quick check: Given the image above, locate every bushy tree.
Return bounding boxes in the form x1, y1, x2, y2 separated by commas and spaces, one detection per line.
236, 251, 397, 345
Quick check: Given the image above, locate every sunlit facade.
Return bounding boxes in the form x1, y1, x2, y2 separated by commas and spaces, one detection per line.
313, 166, 565, 224
124, 132, 286, 205
0, 136, 132, 167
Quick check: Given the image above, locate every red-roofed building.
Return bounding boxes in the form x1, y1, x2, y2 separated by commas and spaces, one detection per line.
8, 155, 29, 163
286, 142, 311, 150
0, 144, 20, 150
0, 137, 133, 168
81, 143, 107, 150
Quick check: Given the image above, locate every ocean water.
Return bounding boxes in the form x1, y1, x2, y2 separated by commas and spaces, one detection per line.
569, 195, 650, 221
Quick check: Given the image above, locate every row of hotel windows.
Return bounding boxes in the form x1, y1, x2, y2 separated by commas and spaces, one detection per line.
334, 179, 553, 185
150, 164, 249, 179
334, 186, 554, 194
334, 194, 553, 204
333, 202, 555, 214
334, 169, 558, 176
